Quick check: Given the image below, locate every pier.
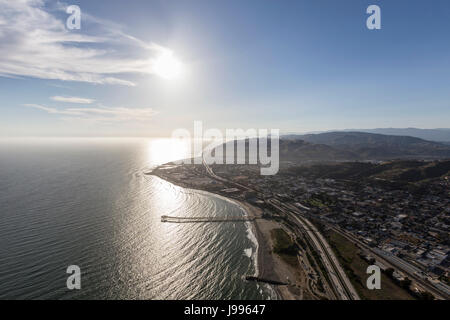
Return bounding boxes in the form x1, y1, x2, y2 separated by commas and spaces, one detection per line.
161, 215, 256, 223
245, 276, 289, 286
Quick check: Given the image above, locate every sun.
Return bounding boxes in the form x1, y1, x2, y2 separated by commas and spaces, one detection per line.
153, 51, 184, 80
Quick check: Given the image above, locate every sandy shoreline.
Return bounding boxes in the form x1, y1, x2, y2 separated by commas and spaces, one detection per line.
232, 199, 281, 299
150, 171, 300, 300
212, 197, 301, 300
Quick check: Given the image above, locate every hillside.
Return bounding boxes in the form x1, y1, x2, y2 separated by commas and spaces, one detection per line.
214, 138, 360, 163
344, 128, 450, 143
283, 132, 450, 160
287, 160, 450, 183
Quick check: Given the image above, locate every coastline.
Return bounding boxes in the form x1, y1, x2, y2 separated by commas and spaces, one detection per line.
148, 169, 297, 300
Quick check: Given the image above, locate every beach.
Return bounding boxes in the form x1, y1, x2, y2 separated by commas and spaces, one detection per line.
241, 200, 303, 300
151, 167, 303, 300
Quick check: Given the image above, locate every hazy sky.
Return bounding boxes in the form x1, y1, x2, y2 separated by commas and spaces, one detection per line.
1, 0, 449, 137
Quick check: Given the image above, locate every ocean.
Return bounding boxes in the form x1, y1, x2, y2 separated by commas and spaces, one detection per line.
0, 138, 271, 299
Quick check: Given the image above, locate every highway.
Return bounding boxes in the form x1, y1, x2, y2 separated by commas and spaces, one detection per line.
202, 155, 251, 191
269, 199, 360, 300
201, 155, 448, 300
330, 226, 450, 300
201, 155, 360, 300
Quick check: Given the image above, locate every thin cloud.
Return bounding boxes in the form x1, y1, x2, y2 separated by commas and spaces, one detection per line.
0, 0, 173, 86
24, 104, 83, 116
51, 96, 95, 104
24, 104, 158, 123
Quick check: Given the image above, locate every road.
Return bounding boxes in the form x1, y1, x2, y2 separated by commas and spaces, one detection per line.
268, 199, 360, 300
201, 156, 360, 300
330, 226, 450, 300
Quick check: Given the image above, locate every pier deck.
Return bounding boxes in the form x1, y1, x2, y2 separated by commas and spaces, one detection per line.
161, 215, 256, 223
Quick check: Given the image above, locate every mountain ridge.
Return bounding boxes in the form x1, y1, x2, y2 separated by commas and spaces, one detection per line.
285, 128, 450, 142
281, 131, 450, 160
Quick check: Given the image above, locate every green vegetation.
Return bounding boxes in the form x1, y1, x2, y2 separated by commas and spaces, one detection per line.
306, 198, 326, 208
304, 192, 338, 211
270, 228, 299, 268
271, 228, 297, 255
287, 160, 450, 185
325, 230, 415, 300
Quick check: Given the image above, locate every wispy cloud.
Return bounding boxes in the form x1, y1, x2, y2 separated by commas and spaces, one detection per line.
0, 0, 173, 86
51, 96, 95, 104
24, 104, 158, 123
